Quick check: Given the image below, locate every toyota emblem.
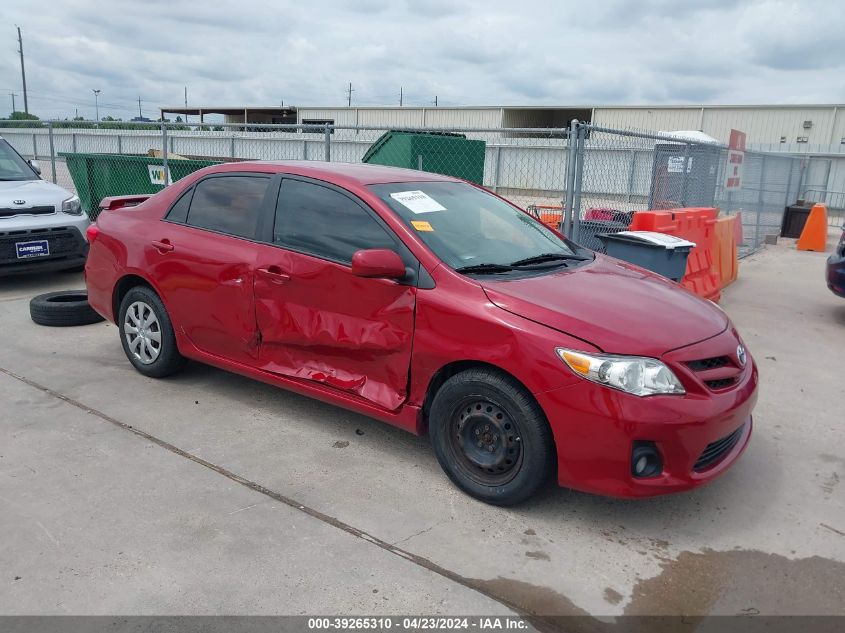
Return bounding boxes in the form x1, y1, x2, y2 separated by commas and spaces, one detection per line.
737, 345, 746, 367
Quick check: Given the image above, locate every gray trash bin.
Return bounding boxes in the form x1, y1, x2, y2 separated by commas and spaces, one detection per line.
597, 231, 695, 282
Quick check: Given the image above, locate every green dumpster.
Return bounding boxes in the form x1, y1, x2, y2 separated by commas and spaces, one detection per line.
362, 131, 486, 185
59, 152, 221, 217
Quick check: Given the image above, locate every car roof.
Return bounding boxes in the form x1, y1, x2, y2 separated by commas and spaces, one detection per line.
208, 160, 463, 186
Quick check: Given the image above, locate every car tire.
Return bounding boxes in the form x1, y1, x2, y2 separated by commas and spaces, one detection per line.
429, 368, 555, 506
29, 290, 105, 327
118, 285, 186, 378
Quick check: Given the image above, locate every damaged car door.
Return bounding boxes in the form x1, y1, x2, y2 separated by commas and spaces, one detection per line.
252, 176, 416, 411
152, 173, 273, 364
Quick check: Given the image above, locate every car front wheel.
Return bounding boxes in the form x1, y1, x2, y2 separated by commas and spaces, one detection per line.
118, 285, 186, 378
429, 368, 555, 506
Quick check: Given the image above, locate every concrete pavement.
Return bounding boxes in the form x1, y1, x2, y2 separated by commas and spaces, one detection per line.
0, 242, 843, 617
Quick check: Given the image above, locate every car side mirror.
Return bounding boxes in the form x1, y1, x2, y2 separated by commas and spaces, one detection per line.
29, 160, 41, 175
351, 249, 406, 280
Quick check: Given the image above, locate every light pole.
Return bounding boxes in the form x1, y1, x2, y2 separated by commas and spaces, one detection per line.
92, 89, 101, 122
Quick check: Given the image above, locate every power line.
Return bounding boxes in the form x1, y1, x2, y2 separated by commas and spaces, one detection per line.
0, 88, 156, 116
0, 88, 140, 109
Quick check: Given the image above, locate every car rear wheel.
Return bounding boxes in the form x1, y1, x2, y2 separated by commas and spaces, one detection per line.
429, 368, 555, 506
118, 286, 186, 378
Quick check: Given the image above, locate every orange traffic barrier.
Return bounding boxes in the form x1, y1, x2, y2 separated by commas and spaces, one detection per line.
527, 204, 563, 230
714, 216, 738, 288
796, 203, 829, 252
629, 207, 721, 301
733, 211, 744, 247
539, 213, 562, 230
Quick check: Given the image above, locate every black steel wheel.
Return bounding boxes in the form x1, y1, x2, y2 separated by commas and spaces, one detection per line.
449, 398, 524, 487
429, 367, 555, 506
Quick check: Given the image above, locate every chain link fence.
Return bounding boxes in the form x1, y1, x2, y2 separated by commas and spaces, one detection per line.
0, 121, 571, 221
563, 123, 833, 255
0, 119, 836, 251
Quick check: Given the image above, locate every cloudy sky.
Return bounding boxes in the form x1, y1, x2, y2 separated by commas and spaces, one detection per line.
2, 0, 844, 120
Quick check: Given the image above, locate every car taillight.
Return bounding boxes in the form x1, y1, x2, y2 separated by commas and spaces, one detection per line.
86, 224, 101, 242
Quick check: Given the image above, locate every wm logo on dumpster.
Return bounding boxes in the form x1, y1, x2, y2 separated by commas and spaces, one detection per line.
148, 165, 172, 186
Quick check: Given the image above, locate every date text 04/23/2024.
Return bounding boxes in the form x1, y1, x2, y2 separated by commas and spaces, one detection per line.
307, 617, 529, 630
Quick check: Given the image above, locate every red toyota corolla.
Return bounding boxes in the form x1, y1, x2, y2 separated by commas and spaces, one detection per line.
85, 161, 757, 505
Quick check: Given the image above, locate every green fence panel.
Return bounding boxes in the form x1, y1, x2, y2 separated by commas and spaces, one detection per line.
362, 131, 486, 185
59, 152, 221, 217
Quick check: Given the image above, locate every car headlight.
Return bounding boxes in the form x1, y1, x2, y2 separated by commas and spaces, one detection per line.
61, 195, 83, 215
556, 348, 685, 397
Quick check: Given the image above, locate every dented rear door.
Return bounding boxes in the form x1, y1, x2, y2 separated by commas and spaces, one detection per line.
252, 177, 416, 411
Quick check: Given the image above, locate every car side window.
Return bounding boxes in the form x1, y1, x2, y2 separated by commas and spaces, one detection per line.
273, 179, 396, 263
165, 189, 193, 223
186, 176, 269, 240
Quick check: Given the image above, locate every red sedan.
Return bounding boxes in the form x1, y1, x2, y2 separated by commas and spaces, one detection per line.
85, 162, 757, 505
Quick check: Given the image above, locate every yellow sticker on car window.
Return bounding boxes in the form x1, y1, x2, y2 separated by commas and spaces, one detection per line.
411, 220, 434, 232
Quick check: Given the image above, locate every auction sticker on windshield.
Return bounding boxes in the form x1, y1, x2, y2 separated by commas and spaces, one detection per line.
390, 190, 446, 213
411, 220, 434, 231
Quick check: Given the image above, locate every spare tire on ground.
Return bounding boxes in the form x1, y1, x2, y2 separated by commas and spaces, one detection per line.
29, 290, 105, 327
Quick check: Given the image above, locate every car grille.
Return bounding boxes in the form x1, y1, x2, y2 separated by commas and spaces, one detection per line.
693, 424, 746, 472
683, 353, 742, 391
0, 205, 56, 218
704, 377, 736, 390
0, 227, 85, 264
686, 356, 731, 371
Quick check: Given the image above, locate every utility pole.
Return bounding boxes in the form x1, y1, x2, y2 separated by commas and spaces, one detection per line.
346, 82, 353, 107
434, 95, 438, 107
184, 86, 188, 124
92, 89, 101, 122
16, 26, 29, 114
10, 93, 17, 114
399, 86, 403, 107
138, 96, 142, 119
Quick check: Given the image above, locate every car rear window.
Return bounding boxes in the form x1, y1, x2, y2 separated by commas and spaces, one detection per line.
165, 189, 193, 223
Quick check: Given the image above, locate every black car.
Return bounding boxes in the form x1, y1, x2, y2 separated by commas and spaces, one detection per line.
826, 224, 845, 298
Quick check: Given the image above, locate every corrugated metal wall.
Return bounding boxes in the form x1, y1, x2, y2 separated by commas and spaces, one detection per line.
593, 105, 845, 150
295, 107, 503, 129
297, 108, 358, 126
700, 107, 837, 146
592, 108, 703, 133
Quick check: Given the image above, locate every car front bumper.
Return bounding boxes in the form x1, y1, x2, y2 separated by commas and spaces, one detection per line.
536, 346, 758, 498
0, 216, 90, 276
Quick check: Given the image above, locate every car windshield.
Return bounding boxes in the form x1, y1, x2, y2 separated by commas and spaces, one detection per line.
370, 181, 586, 272
0, 139, 39, 181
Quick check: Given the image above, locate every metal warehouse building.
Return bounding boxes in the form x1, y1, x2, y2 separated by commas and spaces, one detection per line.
161, 103, 845, 151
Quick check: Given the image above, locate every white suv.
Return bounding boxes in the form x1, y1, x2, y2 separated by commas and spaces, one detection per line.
0, 136, 90, 275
